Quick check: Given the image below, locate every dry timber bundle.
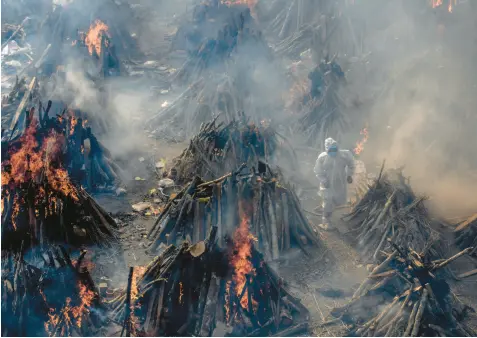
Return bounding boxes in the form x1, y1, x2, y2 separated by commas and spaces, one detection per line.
272, 23, 322, 59
292, 73, 348, 149
262, 0, 324, 41
110, 227, 310, 337
454, 213, 477, 257
171, 1, 270, 84
344, 167, 447, 263
148, 163, 321, 260
146, 77, 248, 139
327, 245, 476, 337
170, 115, 298, 185
1, 246, 105, 337
1, 120, 120, 252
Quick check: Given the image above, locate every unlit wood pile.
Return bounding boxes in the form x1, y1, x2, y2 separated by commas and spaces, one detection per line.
1, 246, 104, 337
1, 121, 120, 252
172, 1, 268, 84
171, 115, 298, 185
454, 213, 477, 257
327, 245, 476, 337
294, 77, 348, 149
148, 163, 321, 260
109, 227, 310, 337
344, 167, 447, 263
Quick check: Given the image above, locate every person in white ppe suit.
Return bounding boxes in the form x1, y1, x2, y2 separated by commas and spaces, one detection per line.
314, 138, 355, 230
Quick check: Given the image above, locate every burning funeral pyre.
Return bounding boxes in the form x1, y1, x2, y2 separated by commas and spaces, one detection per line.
1, 115, 120, 252
148, 160, 321, 260
327, 245, 476, 337
169, 115, 298, 186
1, 246, 104, 337
344, 166, 448, 264
454, 213, 477, 257
109, 226, 310, 337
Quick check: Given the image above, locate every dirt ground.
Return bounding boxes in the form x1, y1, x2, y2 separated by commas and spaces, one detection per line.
92, 141, 477, 336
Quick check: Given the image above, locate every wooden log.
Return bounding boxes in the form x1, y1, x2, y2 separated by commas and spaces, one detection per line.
9, 77, 36, 132
270, 322, 308, 337
410, 289, 428, 337
457, 269, 477, 279
121, 267, 134, 337
432, 247, 473, 270
267, 190, 279, 260
281, 193, 290, 251
352, 250, 398, 299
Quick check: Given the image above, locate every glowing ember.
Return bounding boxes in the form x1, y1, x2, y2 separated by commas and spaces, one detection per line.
221, 0, 257, 17
354, 127, 369, 156
69, 116, 77, 135
224, 281, 231, 322
12, 197, 19, 230
431, 0, 443, 8
84, 20, 110, 56
230, 202, 256, 309
179, 282, 184, 304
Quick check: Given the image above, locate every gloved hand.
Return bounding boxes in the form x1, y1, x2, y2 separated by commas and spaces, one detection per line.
347, 176, 353, 184
322, 179, 330, 189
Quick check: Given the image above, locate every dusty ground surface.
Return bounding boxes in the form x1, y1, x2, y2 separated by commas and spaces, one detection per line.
92, 142, 477, 336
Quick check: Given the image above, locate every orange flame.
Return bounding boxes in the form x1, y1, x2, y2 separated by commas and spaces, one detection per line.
354, 127, 369, 155
430, 0, 456, 12
129, 266, 146, 335
221, 0, 257, 17
1, 120, 78, 202
84, 20, 110, 56
230, 202, 256, 309
43, 283, 95, 336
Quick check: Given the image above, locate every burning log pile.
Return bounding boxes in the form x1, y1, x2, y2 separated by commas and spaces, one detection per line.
1, 246, 105, 337
344, 166, 448, 263
328, 245, 476, 337
148, 161, 321, 260
170, 115, 298, 185
1, 118, 120, 252
454, 213, 477, 257
110, 227, 310, 337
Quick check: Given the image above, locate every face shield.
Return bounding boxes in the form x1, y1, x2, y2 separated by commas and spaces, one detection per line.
327, 146, 338, 158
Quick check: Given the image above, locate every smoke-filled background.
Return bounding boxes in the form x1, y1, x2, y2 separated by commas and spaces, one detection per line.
343, 0, 477, 218
3, 0, 476, 217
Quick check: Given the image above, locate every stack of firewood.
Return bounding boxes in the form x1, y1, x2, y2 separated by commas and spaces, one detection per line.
454, 213, 477, 257
148, 163, 321, 260
170, 114, 298, 186
1, 246, 105, 337
344, 166, 448, 263
1, 120, 120, 252
327, 244, 476, 337
109, 227, 310, 337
